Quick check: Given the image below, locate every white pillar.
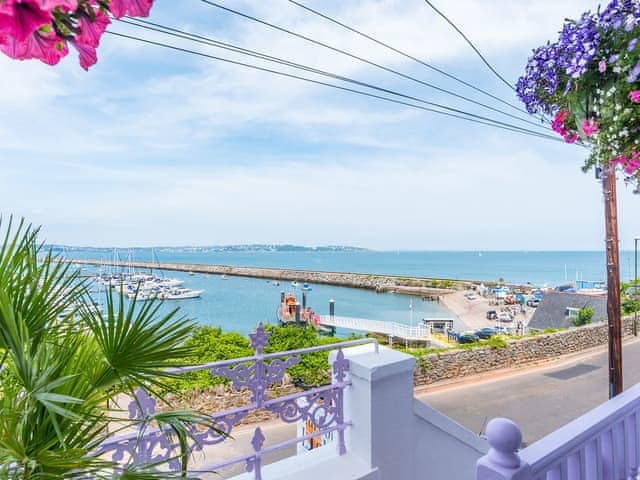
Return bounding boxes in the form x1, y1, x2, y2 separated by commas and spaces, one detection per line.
331, 345, 416, 480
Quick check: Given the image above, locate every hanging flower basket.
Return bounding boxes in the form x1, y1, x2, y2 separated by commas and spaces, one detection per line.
516, 0, 640, 190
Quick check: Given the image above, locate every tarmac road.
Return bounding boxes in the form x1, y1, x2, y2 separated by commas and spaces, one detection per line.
417, 338, 640, 445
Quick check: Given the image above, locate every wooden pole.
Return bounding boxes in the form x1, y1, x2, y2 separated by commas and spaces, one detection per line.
603, 166, 623, 397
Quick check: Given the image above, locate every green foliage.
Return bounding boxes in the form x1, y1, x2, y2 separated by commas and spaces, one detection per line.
171, 324, 347, 393
0, 217, 205, 479
458, 335, 509, 350
572, 306, 595, 327
395, 346, 450, 357
621, 279, 640, 315
623, 297, 640, 315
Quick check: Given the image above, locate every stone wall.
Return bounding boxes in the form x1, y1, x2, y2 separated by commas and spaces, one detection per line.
414, 317, 635, 386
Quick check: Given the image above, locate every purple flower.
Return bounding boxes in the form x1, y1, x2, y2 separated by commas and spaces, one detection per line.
628, 37, 638, 51
599, 60, 607, 72
609, 53, 619, 63
627, 59, 640, 83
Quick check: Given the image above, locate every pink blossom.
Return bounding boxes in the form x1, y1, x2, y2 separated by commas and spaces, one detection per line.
598, 60, 607, 72
610, 155, 626, 166
624, 163, 639, 174
39, 0, 78, 11
551, 109, 570, 134
0, 0, 51, 42
581, 118, 598, 137
563, 132, 578, 144
76, 7, 110, 48
0, 26, 68, 64
630, 90, 640, 103
107, 0, 153, 19
71, 38, 96, 70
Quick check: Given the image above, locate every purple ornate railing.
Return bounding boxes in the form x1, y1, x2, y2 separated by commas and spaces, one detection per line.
97, 323, 378, 478
477, 382, 640, 480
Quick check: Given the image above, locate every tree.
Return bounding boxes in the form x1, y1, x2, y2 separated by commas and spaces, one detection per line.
0, 217, 208, 478
0, 0, 155, 70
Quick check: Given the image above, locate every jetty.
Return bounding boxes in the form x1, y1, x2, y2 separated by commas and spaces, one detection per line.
69, 259, 459, 297
319, 315, 452, 345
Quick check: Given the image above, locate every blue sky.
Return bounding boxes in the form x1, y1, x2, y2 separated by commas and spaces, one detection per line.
1, 0, 638, 250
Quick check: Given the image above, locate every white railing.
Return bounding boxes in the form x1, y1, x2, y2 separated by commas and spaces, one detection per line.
320, 315, 433, 341
477, 382, 640, 479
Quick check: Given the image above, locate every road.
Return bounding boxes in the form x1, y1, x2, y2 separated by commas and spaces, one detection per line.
417, 338, 640, 445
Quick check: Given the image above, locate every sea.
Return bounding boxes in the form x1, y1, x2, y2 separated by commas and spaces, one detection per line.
61, 249, 638, 336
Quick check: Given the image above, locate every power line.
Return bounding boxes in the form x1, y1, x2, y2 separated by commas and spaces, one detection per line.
119, 17, 549, 135
104, 29, 566, 143
423, 0, 515, 92
288, 0, 525, 115
199, 0, 547, 131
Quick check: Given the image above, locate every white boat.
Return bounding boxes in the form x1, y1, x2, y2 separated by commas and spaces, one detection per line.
291, 281, 298, 288
159, 288, 204, 300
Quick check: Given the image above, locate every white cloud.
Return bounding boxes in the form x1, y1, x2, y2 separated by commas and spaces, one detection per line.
2, 0, 637, 251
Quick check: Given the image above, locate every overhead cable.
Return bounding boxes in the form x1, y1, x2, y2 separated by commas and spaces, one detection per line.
120, 17, 549, 134
288, 0, 524, 114
105, 29, 567, 144
199, 0, 547, 131
422, 0, 515, 92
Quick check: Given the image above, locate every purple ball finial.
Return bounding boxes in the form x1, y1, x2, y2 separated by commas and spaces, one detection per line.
486, 418, 522, 468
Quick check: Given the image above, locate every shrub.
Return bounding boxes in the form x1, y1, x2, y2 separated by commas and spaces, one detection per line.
572, 306, 595, 327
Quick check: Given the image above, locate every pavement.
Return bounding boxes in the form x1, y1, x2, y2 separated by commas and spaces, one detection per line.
417, 337, 640, 445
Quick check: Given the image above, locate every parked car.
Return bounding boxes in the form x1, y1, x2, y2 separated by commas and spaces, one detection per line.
475, 327, 498, 339
464, 291, 477, 300
486, 310, 498, 320
497, 312, 513, 322
457, 331, 479, 344
526, 298, 540, 307
494, 325, 510, 334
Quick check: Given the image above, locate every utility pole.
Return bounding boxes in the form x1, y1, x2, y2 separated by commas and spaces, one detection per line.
635, 237, 639, 337
602, 167, 623, 397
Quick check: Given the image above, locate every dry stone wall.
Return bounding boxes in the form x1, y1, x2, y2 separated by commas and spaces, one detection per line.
414, 317, 635, 386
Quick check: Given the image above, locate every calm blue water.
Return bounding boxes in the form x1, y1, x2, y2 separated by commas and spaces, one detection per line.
64, 249, 638, 336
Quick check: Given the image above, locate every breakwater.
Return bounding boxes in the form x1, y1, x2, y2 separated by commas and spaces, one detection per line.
70, 259, 460, 297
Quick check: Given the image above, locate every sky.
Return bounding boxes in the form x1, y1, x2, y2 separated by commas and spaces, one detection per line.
1, 0, 639, 251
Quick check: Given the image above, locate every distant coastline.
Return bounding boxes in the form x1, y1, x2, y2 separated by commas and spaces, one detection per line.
48, 244, 370, 253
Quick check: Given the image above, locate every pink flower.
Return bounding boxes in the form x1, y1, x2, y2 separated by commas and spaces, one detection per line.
551, 109, 570, 134
610, 155, 626, 166
630, 90, 640, 103
39, 0, 78, 11
107, 0, 153, 19
71, 38, 96, 70
0, 26, 68, 64
598, 60, 607, 72
563, 132, 578, 144
581, 118, 598, 137
0, 0, 51, 42
76, 7, 110, 48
